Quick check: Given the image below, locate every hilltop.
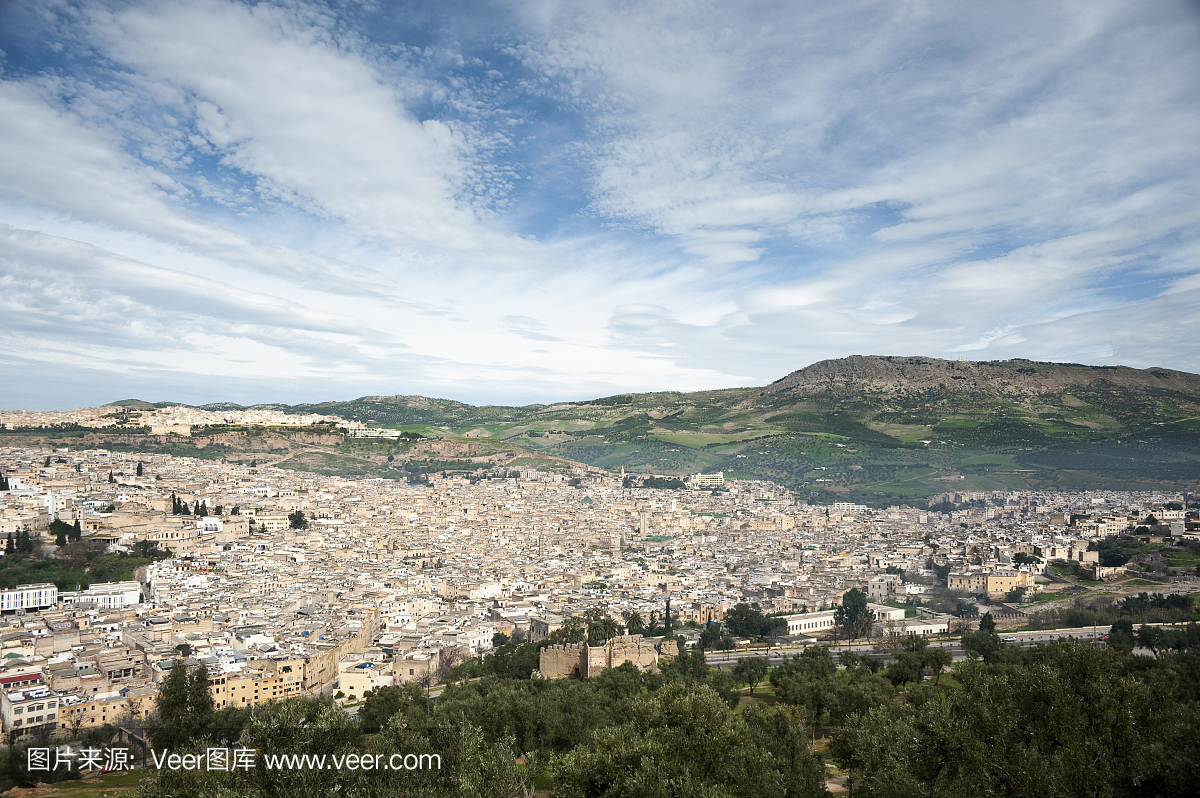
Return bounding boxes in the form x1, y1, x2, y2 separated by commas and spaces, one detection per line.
766, 355, 1200, 397
8, 356, 1200, 504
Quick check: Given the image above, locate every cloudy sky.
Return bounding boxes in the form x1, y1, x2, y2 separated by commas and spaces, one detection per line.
2, 0, 1199, 409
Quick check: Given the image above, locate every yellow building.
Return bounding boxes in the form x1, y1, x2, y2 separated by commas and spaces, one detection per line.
208, 658, 306, 709
56, 687, 157, 735
947, 569, 1034, 598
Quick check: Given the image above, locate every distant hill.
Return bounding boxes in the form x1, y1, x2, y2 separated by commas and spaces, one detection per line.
259, 356, 1200, 500
103, 399, 178, 410
39, 356, 1200, 504
766, 355, 1200, 398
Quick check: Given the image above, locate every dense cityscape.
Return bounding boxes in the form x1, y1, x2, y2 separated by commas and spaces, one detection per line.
1, 412, 1196, 748
4, 0, 1199, 794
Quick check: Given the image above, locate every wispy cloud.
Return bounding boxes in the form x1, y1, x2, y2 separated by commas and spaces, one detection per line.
0, 0, 1198, 407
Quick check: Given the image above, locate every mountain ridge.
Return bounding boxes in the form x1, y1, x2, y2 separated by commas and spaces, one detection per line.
100, 356, 1200, 416
10, 355, 1195, 503
765, 355, 1200, 397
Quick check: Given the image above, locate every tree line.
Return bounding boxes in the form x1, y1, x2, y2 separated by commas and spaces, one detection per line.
125, 623, 1200, 797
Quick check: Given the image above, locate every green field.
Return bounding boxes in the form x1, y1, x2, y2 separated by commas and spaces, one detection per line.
17, 356, 1200, 504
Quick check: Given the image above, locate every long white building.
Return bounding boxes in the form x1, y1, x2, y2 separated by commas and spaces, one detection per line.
60, 581, 142, 610
0, 583, 57, 612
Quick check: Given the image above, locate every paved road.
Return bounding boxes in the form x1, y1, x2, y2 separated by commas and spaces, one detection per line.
703, 628, 1110, 668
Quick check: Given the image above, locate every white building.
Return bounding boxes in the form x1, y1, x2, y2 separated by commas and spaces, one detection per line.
1, 685, 58, 737
347, 428, 402, 439
689, 472, 725, 489
0, 583, 57, 613
196, 517, 223, 535
784, 603, 906, 636
784, 609, 837, 635
60, 581, 142, 610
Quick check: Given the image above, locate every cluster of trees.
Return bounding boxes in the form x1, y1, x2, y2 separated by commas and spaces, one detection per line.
1120, 591, 1194, 615
1012, 551, 1042, 566
144, 652, 828, 798
130, 621, 1200, 798
0, 537, 169, 591
49, 518, 82, 546
723, 602, 789, 640
624, 608, 683, 638
1091, 537, 1155, 567
288, 510, 309, 529
4, 529, 36, 556
170, 493, 211, 516
833, 588, 873, 643
881, 635, 954, 686
958, 611, 1007, 661
1108, 618, 1200, 656
639, 476, 687, 489
151, 661, 249, 751
1029, 591, 1197, 631
832, 638, 1200, 797
769, 646, 894, 727
700, 622, 737, 650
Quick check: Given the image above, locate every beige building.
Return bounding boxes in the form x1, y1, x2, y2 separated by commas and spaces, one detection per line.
947, 569, 1034, 598
337, 658, 393, 701
56, 687, 157, 735
207, 658, 306, 709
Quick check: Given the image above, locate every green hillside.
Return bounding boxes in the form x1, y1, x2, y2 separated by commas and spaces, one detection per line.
16, 356, 1200, 505
270, 356, 1200, 502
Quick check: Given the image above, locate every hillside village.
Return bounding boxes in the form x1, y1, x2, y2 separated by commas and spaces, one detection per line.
0, 440, 1196, 743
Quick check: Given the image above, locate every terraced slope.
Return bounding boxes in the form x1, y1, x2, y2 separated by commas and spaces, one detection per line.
14, 356, 1199, 504
271, 356, 1200, 500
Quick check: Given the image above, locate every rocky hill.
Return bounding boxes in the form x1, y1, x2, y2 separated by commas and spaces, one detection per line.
765, 355, 1200, 398
10, 356, 1200, 504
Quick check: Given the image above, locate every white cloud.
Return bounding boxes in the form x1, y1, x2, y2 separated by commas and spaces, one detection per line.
86, 0, 537, 265
1, 0, 1199, 407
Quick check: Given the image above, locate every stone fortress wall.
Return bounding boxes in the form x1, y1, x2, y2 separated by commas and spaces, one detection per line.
537, 634, 660, 679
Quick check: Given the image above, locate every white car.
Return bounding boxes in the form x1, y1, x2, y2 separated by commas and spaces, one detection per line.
1002, 636, 1018, 642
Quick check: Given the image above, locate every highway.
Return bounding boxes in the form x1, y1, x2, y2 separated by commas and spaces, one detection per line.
703, 628, 1110, 668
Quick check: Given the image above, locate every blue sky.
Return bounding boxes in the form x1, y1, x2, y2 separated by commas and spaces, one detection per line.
2, 0, 1199, 409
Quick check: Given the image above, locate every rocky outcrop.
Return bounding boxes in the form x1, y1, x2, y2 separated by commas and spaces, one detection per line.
763, 355, 1200, 398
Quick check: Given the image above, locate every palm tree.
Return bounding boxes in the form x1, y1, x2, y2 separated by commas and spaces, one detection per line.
561, 616, 586, 644
599, 616, 623, 641
625, 610, 646, 635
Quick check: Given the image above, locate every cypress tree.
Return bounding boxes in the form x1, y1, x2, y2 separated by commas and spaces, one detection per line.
0, 472, 9, 491
136, 461, 144, 477
151, 661, 191, 750
4, 533, 13, 555
108, 470, 115, 484
187, 663, 215, 737
72, 520, 82, 542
